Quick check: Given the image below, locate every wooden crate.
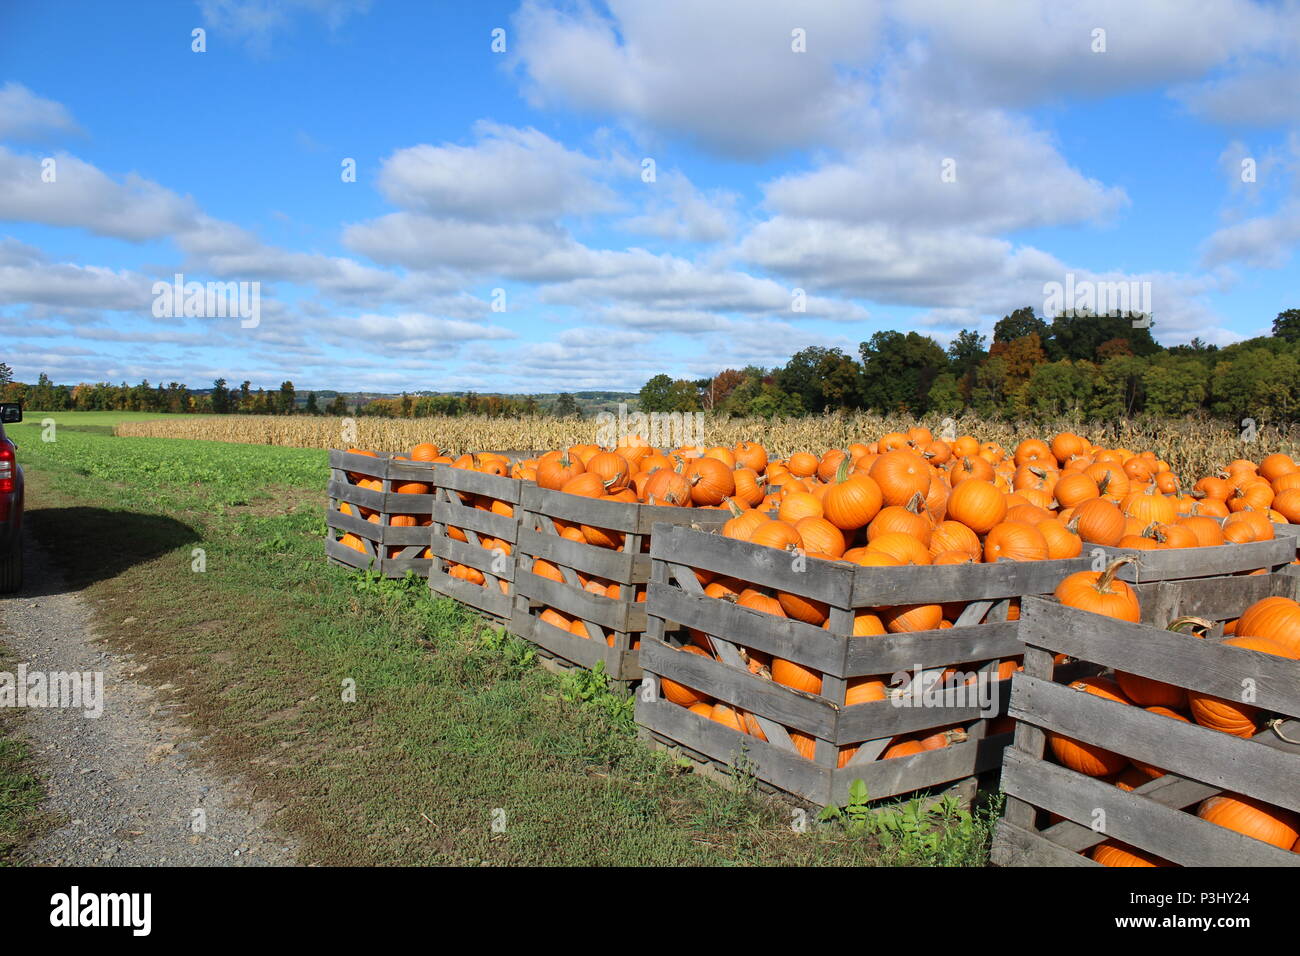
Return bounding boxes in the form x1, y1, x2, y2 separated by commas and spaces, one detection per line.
1092, 532, 1294, 583
509, 485, 720, 681
325, 449, 435, 576
993, 568, 1300, 867
426, 464, 522, 620
637, 523, 1095, 806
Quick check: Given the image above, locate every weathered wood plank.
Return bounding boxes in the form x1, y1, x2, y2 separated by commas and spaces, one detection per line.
829, 732, 1009, 805
991, 819, 1097, 867
431, 499, 518, 542
648, 580, 847, 674
1019, 597, 1300, 718
1096, 536, 1294, 581
841, 621, 1024, 675
1000, 748, 1299, 867
429, 463, 522, 501
511, 606, 641, 680
650, 524, 854, 606
639, 637, 841, 739
1010, 672, 1300, 813
634, 697, 831, 804
427, 568, 513, 619
515, 573, 644, 632
516, 526, 642, 582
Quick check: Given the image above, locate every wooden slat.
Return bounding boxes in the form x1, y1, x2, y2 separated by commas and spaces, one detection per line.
1020, 597, 1300, 719
327, 479, 386, 513
1096, 536, 1295, 581
510, 605, 640, 680
639, 638, 839, 739
431, 499, 518, 542
830, 732, 1010, 805
1000, 749, 1299, 867
634, 697, 831, 804
648, 580, 847, 674
991, 819, 1097, 867
841, 621, 1024, 675
846, 556, 1092, 607
650, 524, 854, 606
427, 568, 512, 619
429, 536, 515, 577
515, 573, 644, 632
1009, 673, 1300, 813
835, 679, 1012, 744
429, 463, 523, 502
516, 526, 642, 582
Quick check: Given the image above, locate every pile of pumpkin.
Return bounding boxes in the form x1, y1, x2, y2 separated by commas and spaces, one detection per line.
648, 432, 1297, 756
1049, 558, 1300, 866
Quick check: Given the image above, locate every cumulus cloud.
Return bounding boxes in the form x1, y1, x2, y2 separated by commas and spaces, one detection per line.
0, 147, 200, 241
378, 122, 620, 222
511, 0, 881, 158
0, 82, 82, 141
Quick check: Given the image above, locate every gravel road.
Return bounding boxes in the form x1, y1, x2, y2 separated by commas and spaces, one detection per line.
0, 534, 297, 866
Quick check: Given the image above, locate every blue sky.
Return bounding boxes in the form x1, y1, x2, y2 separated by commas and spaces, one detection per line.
2, 0, 1299, 394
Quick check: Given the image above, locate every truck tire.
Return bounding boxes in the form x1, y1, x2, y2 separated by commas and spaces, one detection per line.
0, 543, 21, 594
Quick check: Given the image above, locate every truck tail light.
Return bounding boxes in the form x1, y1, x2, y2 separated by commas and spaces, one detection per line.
0, 444, 13, 494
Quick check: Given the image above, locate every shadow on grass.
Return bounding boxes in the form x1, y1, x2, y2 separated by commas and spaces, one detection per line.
21, 506, 201, 598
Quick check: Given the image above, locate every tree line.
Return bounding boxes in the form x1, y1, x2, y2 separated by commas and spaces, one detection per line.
0, 364, 587, 418
639, 308, 1300, 422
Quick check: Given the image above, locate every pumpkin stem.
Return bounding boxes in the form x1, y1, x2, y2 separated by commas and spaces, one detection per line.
1167, 616, 1216, 635
834, 457, 853, 484
905, 491, 926, 514
1095, 556, 1134, 592
1096, 473, 1111, 496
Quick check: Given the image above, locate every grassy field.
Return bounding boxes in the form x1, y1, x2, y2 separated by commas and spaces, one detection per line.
1, 411, 998, 865
112, 410, 1300, 481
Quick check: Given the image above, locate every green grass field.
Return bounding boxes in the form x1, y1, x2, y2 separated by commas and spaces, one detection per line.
1, 411, 999, 865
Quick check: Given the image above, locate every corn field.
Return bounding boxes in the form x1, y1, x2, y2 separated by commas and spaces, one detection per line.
114, 412, 1300, 482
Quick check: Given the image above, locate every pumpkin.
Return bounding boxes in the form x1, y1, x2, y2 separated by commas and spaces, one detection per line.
984, 521, 1049, 562
1091, 840, 1170, 867
771, 657, 822, 694
1054, 558, 1140, 622
869, 450, 931, 507
680, 456, 732, 506
1238, 597, 1300, 657
537, 452, 584, 490
821, 462, 883, 531
1197, 793, 1300, 850
1070, 498, 1125, 546
945, 479, 1006, 534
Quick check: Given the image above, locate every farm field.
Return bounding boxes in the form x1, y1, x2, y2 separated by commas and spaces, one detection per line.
1, 416, 997, 865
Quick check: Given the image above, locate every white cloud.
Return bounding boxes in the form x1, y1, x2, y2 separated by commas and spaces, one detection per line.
511, 0, 881, 158
620, 171, 739, 242
378, 122, 620, 222
0, 83, 82, 141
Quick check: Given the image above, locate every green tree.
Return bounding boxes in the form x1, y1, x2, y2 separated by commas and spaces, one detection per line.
553, 393, 579, 417
638, 374, 676, 413
926, 372, 963, 415
305, 392, 319, 414
993, 307, 1048, 344
859, 331, 947, 413
1273, 308, 1300, 343
211, 378, 229, 413
278, 381, 296, 414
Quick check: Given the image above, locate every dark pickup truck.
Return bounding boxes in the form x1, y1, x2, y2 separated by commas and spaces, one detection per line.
0, 403, 23, 592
